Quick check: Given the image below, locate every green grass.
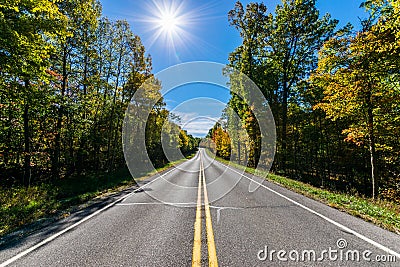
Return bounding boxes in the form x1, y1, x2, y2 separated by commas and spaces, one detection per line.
0, 154, 195, 237
0, 184, 59, 236
210, 152, 400, 234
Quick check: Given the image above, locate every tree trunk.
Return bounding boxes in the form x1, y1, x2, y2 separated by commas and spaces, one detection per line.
53, 45, 68, 179
106, 51, 122, 171
281, 78, 288, 171
237, 139, 241, 165
367, 92, 377, 199
76, 51, 89, 174
23, 81, 31, 186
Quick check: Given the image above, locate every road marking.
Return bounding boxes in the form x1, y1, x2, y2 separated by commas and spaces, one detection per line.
201, 152, 219, 267
116, 202, 197, 206
206, 152, 400, 260
208, 206, 244, 224
0, 157, 196, 267
192, 157, 202, 267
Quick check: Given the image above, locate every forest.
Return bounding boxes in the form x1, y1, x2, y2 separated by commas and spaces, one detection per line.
0, 0, 201, 234
0, 0, 399, 236
208, 0, 400, 201
0, 0, 198, 188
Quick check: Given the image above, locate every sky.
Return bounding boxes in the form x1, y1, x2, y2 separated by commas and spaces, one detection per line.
100, 0, 369, 137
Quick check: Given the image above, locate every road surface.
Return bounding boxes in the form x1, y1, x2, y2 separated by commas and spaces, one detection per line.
0, 149, 399, 266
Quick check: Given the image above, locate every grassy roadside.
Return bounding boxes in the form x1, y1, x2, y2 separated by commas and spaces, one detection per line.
0, 154, 195, 238
209, 152, 400, 234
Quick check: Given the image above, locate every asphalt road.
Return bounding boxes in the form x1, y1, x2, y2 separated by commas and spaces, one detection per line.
0, 149, 399, 266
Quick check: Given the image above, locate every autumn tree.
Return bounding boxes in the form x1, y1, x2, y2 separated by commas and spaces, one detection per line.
228, 0, 338, 170
1, 0, 191, 187
311, 0, 400, 198
206, 122, 231, 160
0, 0, 67, 185
227, 2, 267, 167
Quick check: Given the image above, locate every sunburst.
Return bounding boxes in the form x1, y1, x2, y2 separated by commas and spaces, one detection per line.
157, 11, 181, 33
134, 0, 217, 62
144, 1, 189, 52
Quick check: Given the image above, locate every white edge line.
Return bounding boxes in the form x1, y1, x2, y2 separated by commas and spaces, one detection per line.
206, 152, 400, 260
0, 155, 198, 267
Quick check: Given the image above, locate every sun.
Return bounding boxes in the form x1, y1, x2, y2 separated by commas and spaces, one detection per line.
140, 0, 191, 51
138, 0, 213, 61
152, 1, 186, 36
158, 13, 181, 33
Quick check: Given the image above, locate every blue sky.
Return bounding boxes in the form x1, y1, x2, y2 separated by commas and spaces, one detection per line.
162, 83, 229, 136
101, 0, 368, 137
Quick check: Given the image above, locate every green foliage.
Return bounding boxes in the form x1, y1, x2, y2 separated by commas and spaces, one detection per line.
310, 0, 400, 198
0, 0, 193, 187
0, 0, 67, 78
0, 0, 68, 186
179, 129, 199, 156
226, 0, 400, 199
227, 0, 338, 169
0, 184, 59, 235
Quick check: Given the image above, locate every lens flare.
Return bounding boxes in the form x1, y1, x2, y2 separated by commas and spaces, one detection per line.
158, 13, 180, 33
144, 0, 188, 50
134, 0, 217, 63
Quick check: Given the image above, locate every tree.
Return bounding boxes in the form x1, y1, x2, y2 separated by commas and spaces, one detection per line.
228, 2, 267, 167
50, 0, 101, 178
311, 0, 400, 198
0, 0, 162, 186
228, 0, 338, 170
207, 122, 231, 160
0, 0, 67, 185
264, 0, 338, 169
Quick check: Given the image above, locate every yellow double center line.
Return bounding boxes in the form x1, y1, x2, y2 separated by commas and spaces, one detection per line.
192, 157, 203, 266
192, 152, 218, 267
